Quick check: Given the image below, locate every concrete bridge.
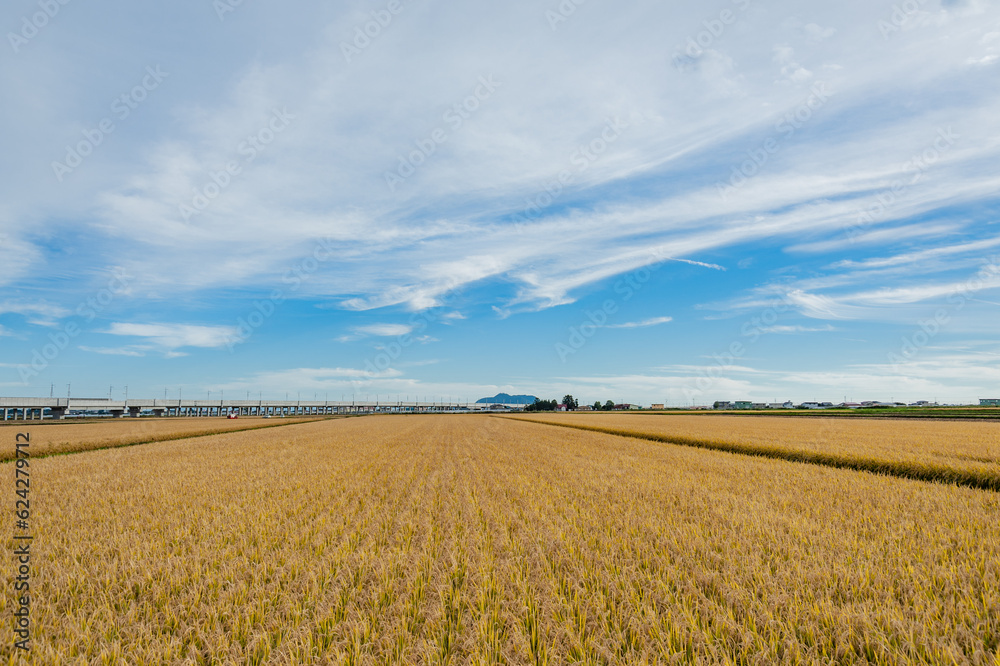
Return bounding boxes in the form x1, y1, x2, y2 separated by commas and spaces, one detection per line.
0, 397, 479, 420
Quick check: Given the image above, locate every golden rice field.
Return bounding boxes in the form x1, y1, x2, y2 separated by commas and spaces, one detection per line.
2, 415, 998, 664
510, 413, 1000, 491
0, 416, 323, 460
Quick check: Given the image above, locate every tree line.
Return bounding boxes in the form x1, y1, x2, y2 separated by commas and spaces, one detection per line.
523, 395, 619, 412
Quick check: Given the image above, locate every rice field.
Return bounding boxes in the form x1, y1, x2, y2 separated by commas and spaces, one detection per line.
0, 416, 323, 460
508, 413, 1000, 491
2, 415, 998, 664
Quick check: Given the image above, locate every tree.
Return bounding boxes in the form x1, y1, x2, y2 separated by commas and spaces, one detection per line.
592, 401, 601, 411
562, 395, 578, 410
603, 400, 615, 411
525, 398, 558, 412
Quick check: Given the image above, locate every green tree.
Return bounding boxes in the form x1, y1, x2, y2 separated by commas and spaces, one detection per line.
593, 401, 601, 410
603, 400, 615, 411
562, 395, 577, 410
525, 398, 558, 412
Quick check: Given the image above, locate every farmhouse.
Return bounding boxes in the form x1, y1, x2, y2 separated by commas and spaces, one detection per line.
981, 398, 1000, 407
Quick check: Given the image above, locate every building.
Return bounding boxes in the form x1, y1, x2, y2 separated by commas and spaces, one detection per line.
713, 401, 733, 410
981, 398, 1000, 407
769, 401, 795, 409
650, 403, 665, 410
751, 403, 768, 410
734, 401, 753, 410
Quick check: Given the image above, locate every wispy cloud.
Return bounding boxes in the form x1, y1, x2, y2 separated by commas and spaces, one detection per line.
336, 323, 416, 342
100, 323, 240, 352
0, 301, 70, 327
355, 324, 414, 337
78, 346, 148, 357
755, 324, 835, 334
605, 316, 673, 329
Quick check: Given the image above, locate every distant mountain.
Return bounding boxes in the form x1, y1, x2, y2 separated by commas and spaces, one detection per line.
476, 393, 538, 405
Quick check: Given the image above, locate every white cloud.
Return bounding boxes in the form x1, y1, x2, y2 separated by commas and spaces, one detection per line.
3, 0, 994, 318
78, 346, 148, 357
756, 324, 835, 333
605, 316, 673, 329
102, 323, 240, 351
354, 323, 414, 337
0, 301, 70, 327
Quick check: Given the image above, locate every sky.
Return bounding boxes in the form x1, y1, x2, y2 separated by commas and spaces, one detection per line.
1, 0, 999, 406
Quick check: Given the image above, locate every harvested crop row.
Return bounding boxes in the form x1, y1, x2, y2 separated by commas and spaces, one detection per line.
0, 416, 327, 460
506, 413, 1000, 491
2, 415, 997, 663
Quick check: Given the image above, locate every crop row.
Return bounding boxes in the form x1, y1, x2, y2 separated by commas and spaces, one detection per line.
507, 413, 1000, 491
2, 415, 997, 663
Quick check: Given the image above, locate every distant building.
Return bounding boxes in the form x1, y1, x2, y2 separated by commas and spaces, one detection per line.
713, 401, 733, 410
769, 401, 795, 409
800, 402, 821, 409
734, 401, 753, 410
577, 405, 593, 411
751, 403, 768, 410
981, 398, 1000, 407
650, 403, 665, 410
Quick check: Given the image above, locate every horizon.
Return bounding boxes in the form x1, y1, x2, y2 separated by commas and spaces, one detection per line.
3, 0, 999, 404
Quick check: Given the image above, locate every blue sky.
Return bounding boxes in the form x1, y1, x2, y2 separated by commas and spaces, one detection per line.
2, 0, 999, 405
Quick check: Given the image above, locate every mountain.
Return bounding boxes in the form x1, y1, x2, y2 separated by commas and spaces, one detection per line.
476, 393, 538, 405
